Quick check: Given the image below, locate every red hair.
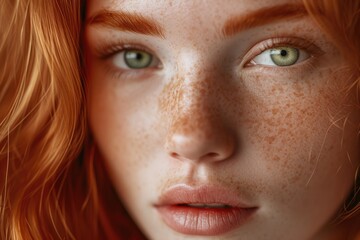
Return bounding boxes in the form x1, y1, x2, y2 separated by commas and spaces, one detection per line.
303, 0, 360, 224
0, 0, 359, 239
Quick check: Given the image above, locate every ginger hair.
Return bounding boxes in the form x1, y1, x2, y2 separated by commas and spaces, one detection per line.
0, 0, 88, 239
0, 0, 359, 239
303, 0, 360, 224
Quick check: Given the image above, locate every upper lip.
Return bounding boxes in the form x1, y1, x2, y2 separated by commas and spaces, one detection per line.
155, 184, 256, 208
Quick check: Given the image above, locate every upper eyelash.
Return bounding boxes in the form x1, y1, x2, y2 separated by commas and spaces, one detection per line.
94, 37, 323, 74
258, 37, 316, 53
94, 40, 154, 59
94, 41, 162, 80
244, 37, 323, 65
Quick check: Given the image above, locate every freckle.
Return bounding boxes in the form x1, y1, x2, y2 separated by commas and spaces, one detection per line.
293, 91, 304, 97
264, 136, 276, 144
272, 155, 280, 161
271, 108, 279, 114
271, 86, 276, 93
278, 128, 286, 134
285, 112, 293, 118
290, 170, 301, 184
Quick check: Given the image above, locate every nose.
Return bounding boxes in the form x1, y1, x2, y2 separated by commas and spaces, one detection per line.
166, 117, 236, 163
164, 78, 236, 164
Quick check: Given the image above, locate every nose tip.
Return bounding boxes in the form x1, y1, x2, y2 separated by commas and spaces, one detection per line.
166, 129, 235, 163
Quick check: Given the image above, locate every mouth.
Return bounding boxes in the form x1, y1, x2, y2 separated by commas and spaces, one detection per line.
178, 203, 231, 208
154, 185, 257, 236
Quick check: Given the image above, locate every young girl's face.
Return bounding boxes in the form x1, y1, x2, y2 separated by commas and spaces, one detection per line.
84, 0, 360, 239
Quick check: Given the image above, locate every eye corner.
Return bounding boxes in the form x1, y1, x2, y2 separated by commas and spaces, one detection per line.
242, 60, 257, 68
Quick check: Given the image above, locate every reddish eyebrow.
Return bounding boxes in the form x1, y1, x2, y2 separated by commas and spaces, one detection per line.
222, 3, 308, 37
87, 4, 307, 39
86, 10, 165, 38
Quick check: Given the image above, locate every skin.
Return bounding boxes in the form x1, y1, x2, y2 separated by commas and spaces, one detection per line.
84, 0, 360, 239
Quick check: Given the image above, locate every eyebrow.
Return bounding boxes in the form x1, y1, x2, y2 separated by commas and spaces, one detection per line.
86, 3, 308, 39
222, 3, 308, 37
86, 10, 165, 38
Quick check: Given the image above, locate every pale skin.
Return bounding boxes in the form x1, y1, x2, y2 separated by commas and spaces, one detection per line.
84, 0, 360, 239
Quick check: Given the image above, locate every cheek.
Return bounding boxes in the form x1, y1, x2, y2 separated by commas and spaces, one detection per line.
239, 69, 360, 206
86, 66, 167, 199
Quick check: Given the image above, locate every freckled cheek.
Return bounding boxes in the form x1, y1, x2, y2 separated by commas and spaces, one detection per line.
235, 74, 341, 188
242, 72, 359, 204
243, 101, 318, 193
235, 87, 318, 162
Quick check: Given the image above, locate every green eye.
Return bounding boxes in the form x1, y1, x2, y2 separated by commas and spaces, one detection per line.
124, 50, 153, 69
270, 47, 299, 66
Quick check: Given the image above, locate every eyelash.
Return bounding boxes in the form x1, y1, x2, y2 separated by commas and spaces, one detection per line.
95, 37, 322, 78
242, 37, 323, 70
253, 37, 317, 57
95, 40, 163, 79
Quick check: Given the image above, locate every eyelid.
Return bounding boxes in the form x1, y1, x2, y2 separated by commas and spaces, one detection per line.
93, 40, 163, 74
242, 37, 324, 68
94, 40, 157, 60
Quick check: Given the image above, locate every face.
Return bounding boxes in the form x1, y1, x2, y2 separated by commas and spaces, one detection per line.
84, 0, 360, 239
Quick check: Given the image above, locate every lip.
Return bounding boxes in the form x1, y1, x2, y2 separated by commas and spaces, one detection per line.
154, 184, 257, 236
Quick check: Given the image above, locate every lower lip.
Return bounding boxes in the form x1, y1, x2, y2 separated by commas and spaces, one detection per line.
157, 205, 256, 236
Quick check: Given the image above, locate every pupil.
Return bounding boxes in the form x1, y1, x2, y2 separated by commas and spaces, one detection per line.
136, 53, 143, 60
280, 50, 288, 57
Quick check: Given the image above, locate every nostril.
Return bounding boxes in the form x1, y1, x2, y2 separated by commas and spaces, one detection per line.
171, 151, 221, 161
207, 152, 219, 158
170, 152, 180, 158
165, 130, 236, 163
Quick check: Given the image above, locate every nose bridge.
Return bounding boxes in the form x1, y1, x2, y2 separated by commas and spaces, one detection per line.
170, 56, 218, 132
164, 75, 215, 143
179, 77, 212, 116
174, 49, 218, 114
170, 91, 215, 143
